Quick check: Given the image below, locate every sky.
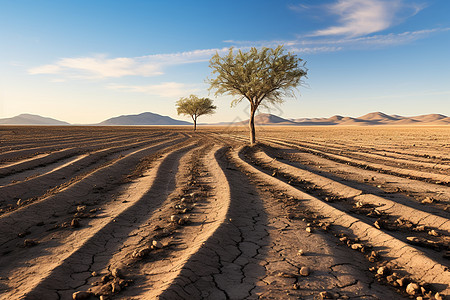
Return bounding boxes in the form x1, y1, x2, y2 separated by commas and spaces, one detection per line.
1, 0, 449, 124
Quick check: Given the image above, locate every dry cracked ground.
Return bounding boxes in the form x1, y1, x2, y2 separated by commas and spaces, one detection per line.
0, 125, 448, 300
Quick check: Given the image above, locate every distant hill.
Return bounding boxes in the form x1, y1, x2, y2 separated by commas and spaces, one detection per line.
98, 112, 191, 126
0, 114, 69, 125
236, 113, 298, 125
229, 112, 450, 126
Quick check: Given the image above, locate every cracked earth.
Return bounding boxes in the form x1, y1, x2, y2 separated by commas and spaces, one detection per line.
0, 126, 448, 299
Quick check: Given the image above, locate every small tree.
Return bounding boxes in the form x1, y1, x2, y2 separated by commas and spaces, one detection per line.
208, 46, 307, 144
176, 95, 216, 131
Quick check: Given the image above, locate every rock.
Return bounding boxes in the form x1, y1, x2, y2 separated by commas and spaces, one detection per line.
152, 240, 163, 249
76, 205, 86, 212
170, 215, 180, 223
435, 292, 444, 300
297, 249, 304, 256
299, 266, 310, 276
71, 218, 80, 228
428, 229, 439, 237
72, 291, 91, 300
386, 275, 396, 283
319, 291, 333, 299
16, 199, 23, 206
416, 297, 423, 300
421, 197, 434, 204
406, 283, 419, 295
132, 248, 150, 258
292, 283, 299, 290
23, 239, 38, 247
91, 271, 98, 277
351, 243, 363, 250
377, 266, 388, 276
305, 227, 313, 233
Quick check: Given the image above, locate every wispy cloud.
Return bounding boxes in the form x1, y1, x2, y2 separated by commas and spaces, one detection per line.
305, 0, 426, 37
107, 82, 201, 98
29, 48, 229, 79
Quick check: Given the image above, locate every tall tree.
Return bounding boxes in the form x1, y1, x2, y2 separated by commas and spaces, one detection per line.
208, 46, 307, 144
176, 95, 216, 131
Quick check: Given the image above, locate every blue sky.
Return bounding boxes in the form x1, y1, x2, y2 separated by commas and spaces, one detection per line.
1, 0, 449, 124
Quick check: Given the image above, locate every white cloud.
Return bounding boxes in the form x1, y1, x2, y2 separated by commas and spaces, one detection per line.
28, 48, 229, 79
107, 82, 201, 98
308, 0, 425, 37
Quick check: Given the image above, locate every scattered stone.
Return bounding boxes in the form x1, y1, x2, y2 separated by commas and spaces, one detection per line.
319, 291, 333, 299
292, 283, 299, 290
91, 271, 97, 277
72, 291, 92, 300
435, 292, 444, 300
417, 297, 423, 300
71, 218, 80, 228
297, 249, 304, 256
414, 225, 426, 232
16, 199, 23, 206
368, 251, 380, 262
23, 239, 37, 247
101, 275, 110, 283
299, 266, 310, 276
377, 266, 388, 276
428, 229, 439, 237
351, 243, 363, 250
170, 215, 180, 223
152, 240, 163, 249
305, 227, 313, 233
76, 205, 86, 212
421, 197, 434, 204
406, 282, 419, 295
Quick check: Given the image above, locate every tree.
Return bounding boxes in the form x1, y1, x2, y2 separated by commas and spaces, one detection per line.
208, 46, 307, 145
176, 95, 216, 131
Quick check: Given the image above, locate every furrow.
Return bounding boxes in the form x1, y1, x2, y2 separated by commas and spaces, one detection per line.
232, 146, 450, 296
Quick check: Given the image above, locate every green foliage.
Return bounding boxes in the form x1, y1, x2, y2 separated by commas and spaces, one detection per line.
208, 45, 307, 144
176, 95, 216, 130
208, 45, 307, 108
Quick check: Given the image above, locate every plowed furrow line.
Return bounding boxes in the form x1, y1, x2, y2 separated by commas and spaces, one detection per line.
282, 138, 450, 166
251, 148, 450, 233
263, 137, 450, 185
232, 146, 450, 296
160, 146, 401, 300
0, 136, 188, 247
0, 131, 164, 164
0, 134, 180, 207
282, 150, 450, 207
0, 142, 198, 299
0, 133, 166, 176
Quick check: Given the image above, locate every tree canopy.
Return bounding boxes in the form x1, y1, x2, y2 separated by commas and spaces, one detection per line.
176, 95, 216, 131
208, 45, 307, 144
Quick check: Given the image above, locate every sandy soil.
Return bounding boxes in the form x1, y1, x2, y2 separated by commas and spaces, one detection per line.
0, 125, 448, 300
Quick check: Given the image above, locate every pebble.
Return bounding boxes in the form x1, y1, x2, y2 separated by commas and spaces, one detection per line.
152, 240, 163, 249
305, 227, 313, 233
428, 229, 439, 237
297, 249, 304, 256
435, 292, 444, 300
319, 291, 333, 299
406, 282, 419, 295
299, 266, 310, 276
170, 215, 180, 222
377, 266, 388, 276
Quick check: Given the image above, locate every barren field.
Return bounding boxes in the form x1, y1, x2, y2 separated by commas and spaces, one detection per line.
0, 125, 448, 300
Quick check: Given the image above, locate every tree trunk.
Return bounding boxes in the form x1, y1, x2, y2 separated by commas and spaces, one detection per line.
193, 117, 197, 131
249, 107, 256, 145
